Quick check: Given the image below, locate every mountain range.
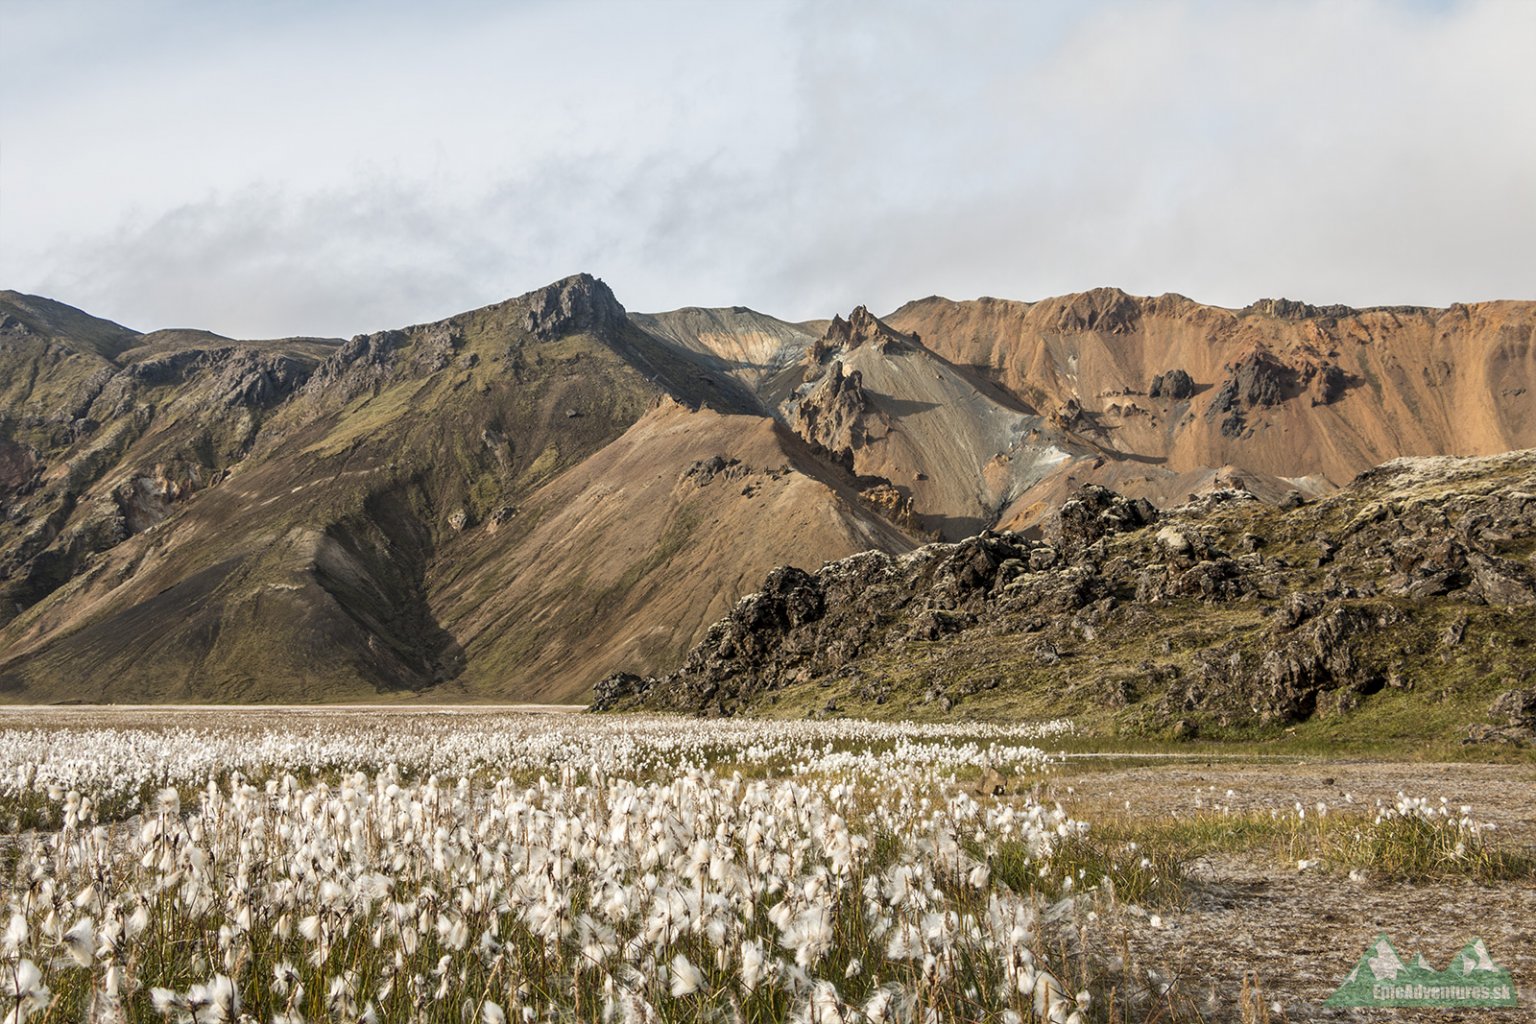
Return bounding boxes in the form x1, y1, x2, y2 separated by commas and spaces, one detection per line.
1, 274, 1532, 706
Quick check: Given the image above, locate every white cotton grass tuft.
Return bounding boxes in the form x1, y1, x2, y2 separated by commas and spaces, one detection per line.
62, 916, 95, 968
2, 912, 27, 954
669, 953, 707, 997
5, 959, 50, 1022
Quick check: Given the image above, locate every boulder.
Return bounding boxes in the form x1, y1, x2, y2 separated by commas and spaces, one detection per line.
1489, 688, 1536, 730
1148, 369, 1195, 400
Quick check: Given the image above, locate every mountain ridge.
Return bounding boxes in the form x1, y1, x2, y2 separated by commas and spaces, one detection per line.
2, 274, 1533, 706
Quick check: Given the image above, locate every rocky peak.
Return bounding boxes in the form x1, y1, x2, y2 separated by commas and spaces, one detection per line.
1043, 287, 1142, 335
788, 359, 869, 466
522, 273, 627, 341
812, 306, 912, 361
1242, 297, 1356, 321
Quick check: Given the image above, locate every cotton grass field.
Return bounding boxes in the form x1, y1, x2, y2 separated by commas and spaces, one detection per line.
2, 708, 1532, 1024
0, 709, 1113, 1024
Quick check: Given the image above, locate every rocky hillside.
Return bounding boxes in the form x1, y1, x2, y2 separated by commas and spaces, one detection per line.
1, 277, 1533, 705
598, 450, 1536, 747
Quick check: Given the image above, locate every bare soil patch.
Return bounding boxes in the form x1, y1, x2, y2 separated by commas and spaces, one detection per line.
1046, 757, 1536, 1021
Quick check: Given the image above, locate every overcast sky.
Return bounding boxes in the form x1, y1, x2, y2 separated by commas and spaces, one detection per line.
2, 0, 1532, 339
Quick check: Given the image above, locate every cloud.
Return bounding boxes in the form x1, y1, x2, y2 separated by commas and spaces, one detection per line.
1, 0, 1531, 337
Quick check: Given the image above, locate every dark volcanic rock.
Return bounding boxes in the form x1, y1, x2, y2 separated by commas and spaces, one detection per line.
1148, 369, 1195, 400
523, 273, 627, 341
1209, 351, 1298, 436
623, 532, 1049, 715
611, 451, 1536, 738
1160, 604, 1392, 726
1046, 485, 1157, 556
590, 671, 648, 712
1467, 553, 1536, 606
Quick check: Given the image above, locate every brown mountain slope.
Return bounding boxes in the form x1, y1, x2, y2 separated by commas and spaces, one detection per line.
431, 399, 914, 703
884, 290, 1536, 509
639, 294, 1536, 542
0, 293, 339, 628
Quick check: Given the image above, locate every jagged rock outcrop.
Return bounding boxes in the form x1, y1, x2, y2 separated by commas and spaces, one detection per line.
1241, 297, 1359, 321
605, 450, 1536, 740
593, 532, 1044, 714
859, 483, 924, 535
1164, 604, 1396, 725
811, 305, 910, 360
1046, 484, 1159, 556
1209, 351, 1298, 437
1305, 363, 1352, 406
523, 273, 627, 341
301, 330, 407, 401
1148, 369, 1195, 400
788, 360, 869, 465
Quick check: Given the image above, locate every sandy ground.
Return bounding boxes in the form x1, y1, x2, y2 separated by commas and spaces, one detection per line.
1045, 758, 1536, 1022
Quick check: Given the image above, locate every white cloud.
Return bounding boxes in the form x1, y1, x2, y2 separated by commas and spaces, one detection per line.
1, 0, 1531, 338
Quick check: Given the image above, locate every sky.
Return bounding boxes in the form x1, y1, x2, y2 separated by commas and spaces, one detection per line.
1, 0, 1533, 339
